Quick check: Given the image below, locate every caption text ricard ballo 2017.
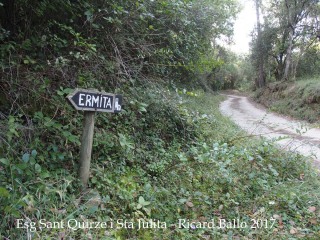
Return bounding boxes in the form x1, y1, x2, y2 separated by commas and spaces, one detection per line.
16, 217, 276, 232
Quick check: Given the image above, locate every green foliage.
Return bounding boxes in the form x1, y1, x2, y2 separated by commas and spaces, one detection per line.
247, 0, 320, 84
1, 0, 319, 239
254, 77, 320, 123
295, 44, 320, 78
193, 47, 242, 91
212, 49, 241, 90
0, 0, 240, 119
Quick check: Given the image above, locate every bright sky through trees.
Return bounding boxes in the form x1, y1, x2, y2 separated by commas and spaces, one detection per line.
230, 0, 256, 54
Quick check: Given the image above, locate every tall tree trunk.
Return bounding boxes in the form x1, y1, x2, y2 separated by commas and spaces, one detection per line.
283, 26, 294, 80
255, 0, 265, 88
283, 0, 297, 81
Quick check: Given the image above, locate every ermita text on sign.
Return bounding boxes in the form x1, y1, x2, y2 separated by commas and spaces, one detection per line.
78, 93, 113, 109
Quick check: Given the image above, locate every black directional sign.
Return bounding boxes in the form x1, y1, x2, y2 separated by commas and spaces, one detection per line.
67, 88, 122, 113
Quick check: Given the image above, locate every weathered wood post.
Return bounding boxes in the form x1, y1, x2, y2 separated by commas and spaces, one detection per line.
67, 89, 122, 189
79, 111, 95, 187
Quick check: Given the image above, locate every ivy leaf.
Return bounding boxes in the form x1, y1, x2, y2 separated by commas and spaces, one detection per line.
35, 163, 42, 173
138, 196, 144, 204
178, 198, 187, 204
31, 150, 38, 157
22, 153, 30, 163
143, 201, 150, 206
0, 187, 9, 198
0, 158, 9, 165
138, 196, 150, 206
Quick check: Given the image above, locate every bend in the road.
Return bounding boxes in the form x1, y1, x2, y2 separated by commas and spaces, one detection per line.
220, 94, 320, 169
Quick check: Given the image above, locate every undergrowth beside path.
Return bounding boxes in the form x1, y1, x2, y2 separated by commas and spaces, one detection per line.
1, 87, 320, 239
254, 77, 320, 125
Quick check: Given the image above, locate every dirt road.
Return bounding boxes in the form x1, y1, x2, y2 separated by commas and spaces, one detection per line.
220, 93, 320, 169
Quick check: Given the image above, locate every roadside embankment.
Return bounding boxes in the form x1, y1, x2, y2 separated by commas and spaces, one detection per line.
253, 78, 320, 125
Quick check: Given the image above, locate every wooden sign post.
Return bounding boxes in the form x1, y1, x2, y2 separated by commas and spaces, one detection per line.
67, 89, 122, 188
79, 111, 95, 188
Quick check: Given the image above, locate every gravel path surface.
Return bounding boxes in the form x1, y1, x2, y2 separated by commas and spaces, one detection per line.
220, 94, 320, 169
